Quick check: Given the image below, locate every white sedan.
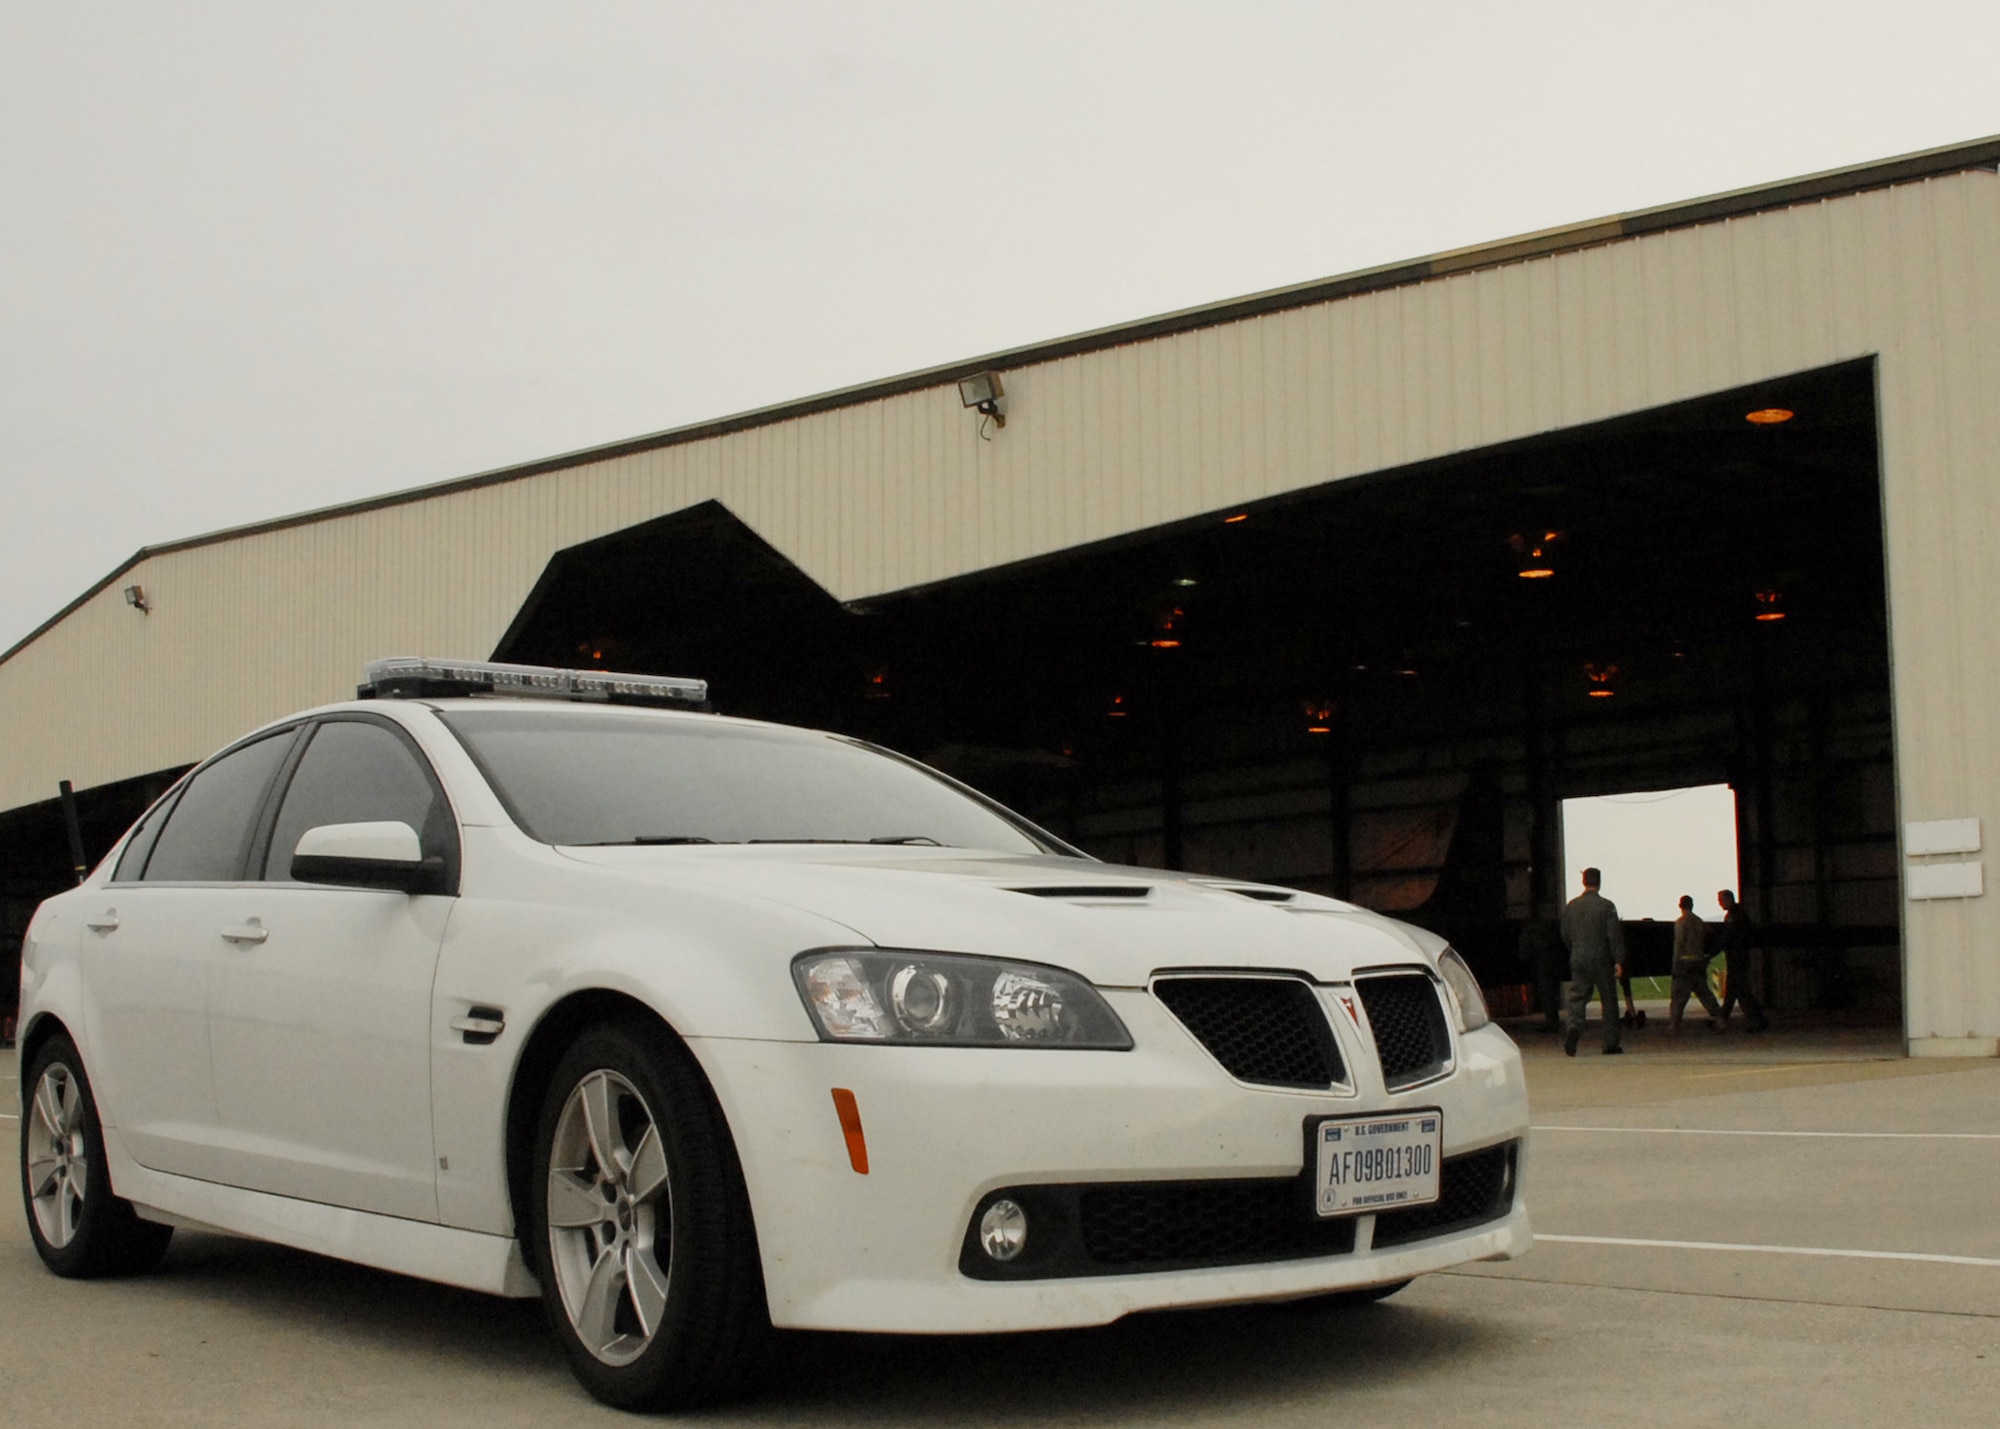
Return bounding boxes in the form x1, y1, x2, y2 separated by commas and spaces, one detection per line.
18, 657, 1531, 1410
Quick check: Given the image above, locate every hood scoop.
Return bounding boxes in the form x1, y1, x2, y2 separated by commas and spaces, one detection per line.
1007, 884, 1152, 901
1196, 883, 1297, 903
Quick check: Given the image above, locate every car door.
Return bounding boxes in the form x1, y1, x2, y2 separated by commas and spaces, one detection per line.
203, 714, 458, 1222
83, 727, 301, 1180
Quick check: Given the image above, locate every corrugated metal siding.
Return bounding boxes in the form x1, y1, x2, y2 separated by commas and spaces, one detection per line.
1872, 172, 2000, 1039
4, 168, 1999, 1041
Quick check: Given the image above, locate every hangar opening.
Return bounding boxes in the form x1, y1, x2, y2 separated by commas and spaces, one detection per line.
1561, 782, 1743, 940
1560, 785, 1742, 925
497, 357, 1899, 1018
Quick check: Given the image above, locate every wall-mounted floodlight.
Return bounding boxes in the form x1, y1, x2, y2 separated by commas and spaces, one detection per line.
123, 584, 151, 613
958, 371, 1007, 431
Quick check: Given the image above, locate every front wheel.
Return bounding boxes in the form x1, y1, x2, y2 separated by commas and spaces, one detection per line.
530, 1021, 767, 1410
19, 1033, 174, 1277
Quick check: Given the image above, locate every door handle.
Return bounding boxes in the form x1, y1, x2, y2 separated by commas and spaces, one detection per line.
219, 923, 269, 945
450, 1007, 506, 1045
85, 910, 120, 932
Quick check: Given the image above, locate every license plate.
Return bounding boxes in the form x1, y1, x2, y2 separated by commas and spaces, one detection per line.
1313, 1111, 1442, 1216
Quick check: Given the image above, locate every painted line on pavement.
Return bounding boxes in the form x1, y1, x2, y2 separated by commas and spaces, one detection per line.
1539, 1233, 2000, 1268
1684, 1062, 1859, 1079
1533, 1125, 2000, 1141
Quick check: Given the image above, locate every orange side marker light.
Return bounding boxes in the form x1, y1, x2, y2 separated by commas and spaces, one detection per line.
830, 1088, 869, 1174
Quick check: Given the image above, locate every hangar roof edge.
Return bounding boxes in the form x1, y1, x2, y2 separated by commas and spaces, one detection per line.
9, 131, 2000, 670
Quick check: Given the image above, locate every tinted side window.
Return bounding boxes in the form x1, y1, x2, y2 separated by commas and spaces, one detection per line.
264, 719, 451, 882
142, 733, 295, 882
111, 784, 185, 883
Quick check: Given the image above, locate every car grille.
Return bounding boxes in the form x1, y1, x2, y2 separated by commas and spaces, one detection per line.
1078, 1178, 1355, 1267
1372, 1142, 1517, 1247
1154, 977, 1347, 1088
958, 1142, 1519, 1281
958, 1179, 1355, 1279
1356, 973, 1452, 1087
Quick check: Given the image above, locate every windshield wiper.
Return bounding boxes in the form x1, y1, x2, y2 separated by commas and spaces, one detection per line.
745, 836, 945, 846
577, 836, 729, 846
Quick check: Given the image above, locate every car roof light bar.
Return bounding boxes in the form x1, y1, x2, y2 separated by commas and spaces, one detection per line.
358, 657, 708, 707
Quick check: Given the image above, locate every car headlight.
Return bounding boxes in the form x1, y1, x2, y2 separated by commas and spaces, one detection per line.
792, 950, 1133, 1048
1436, 946, 1490, 1032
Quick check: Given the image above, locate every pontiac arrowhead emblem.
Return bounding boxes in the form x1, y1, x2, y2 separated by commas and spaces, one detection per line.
1339, 995, 1359, 1024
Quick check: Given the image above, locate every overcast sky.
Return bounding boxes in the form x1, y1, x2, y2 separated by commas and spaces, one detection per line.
4, 2, 1997, 653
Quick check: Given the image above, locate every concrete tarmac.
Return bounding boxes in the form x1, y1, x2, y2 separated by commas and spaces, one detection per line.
5, 1021, 1998, 1426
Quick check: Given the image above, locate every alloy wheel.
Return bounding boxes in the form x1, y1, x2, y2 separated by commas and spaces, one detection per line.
25, 1062, 88, 1249
545, 1069, 673, 1366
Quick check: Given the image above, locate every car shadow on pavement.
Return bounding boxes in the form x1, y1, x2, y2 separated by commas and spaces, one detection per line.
743, 1298, 1511, 1424
152, 1231, 562, 1371
125, 1233, 1514, 1420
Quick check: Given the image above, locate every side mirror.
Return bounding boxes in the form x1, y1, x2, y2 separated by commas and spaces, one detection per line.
291, 821, 444, 894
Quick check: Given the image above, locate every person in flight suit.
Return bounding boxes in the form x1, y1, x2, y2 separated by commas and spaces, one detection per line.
1715, 888, 1769, 1032
1519, 914, 1565, 1033
1668, 893, 1725, 1034
1560, 866, 1627, 1056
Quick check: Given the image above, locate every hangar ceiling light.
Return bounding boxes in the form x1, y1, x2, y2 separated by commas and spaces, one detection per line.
1508, 530, 1561, 578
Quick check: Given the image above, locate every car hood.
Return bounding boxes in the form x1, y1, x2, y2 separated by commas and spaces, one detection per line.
554, 845, 1440, 987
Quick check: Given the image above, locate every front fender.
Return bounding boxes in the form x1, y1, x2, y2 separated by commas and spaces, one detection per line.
429, 890, 857, 1234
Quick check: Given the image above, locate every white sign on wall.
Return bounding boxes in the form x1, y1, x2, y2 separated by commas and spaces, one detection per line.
1907, 861, 1986, 901
1905, 817, 1984, 901
1905, 818, 1982, 856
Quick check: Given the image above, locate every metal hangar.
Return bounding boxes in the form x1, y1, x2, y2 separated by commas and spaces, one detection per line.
4, 136, 1998, 1054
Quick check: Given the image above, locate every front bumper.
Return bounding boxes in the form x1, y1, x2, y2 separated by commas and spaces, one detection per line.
690, 995, 1530, 1333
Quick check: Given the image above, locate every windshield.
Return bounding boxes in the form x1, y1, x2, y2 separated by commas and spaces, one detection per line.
440, 708, 1050, 853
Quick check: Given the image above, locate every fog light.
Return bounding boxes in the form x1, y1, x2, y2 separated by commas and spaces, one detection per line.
979, 1199, 1028, 1262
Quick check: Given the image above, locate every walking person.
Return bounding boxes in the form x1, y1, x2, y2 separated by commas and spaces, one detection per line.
1715, 888, 1769, 1032
1519, 914, 1564, 1033
1667, 894, 1724, 1035
1560, 866, 1627, 1056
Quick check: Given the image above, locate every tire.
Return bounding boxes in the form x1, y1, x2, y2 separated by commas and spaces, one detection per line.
19, 1033, 174, 1278
529, 1020, 768, 1410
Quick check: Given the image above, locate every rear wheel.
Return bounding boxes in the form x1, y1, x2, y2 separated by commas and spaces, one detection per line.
530, 1021, 767, 1409
19, 1034, 174, 1277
